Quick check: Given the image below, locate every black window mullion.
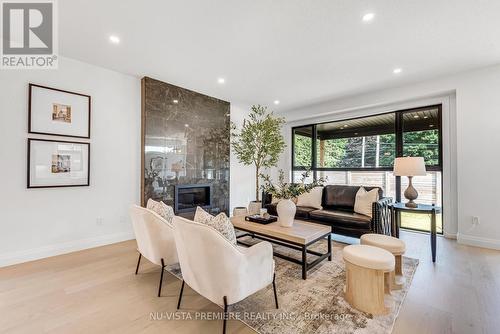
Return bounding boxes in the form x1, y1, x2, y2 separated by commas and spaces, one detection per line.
291, 126, 296, 178
395, 111, 403, 202
312, 124, 317, 181
438, 104, 443, 170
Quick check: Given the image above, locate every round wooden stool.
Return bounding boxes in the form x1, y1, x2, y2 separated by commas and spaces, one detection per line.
360, 234, 406, 290
343, 244, 395, 315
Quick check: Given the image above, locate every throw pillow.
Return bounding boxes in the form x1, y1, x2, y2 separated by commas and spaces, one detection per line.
354, 187, 379, 218
296, 186, 323, 209
147, 198, 174, 224
194, 207, 237, 245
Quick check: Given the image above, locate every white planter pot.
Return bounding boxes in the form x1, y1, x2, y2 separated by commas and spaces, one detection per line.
232, 207, 248, 217
276, 199, 296, 227
248, 201, 262, 215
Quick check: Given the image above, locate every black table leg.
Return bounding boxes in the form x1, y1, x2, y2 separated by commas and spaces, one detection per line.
327, 234, 332, 261
396, 210, 401, 238
390, 206, 394, 237
302, 246, 307, 280
431, 208, 437, 262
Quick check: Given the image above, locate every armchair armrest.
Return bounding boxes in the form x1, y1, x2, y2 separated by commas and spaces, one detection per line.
371, 197, 393, 236
236, 241, 274, 302
241, 241, 274, 280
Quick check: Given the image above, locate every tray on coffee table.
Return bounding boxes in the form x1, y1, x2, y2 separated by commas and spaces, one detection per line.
245, 215, 278, 224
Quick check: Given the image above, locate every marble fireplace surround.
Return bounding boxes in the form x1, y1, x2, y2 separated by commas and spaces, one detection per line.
141, 77, 230, 217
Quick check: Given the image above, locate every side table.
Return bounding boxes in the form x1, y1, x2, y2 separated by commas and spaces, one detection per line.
390, 202, 441, 262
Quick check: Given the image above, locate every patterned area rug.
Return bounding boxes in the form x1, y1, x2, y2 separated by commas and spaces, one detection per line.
166, 236, 418, 334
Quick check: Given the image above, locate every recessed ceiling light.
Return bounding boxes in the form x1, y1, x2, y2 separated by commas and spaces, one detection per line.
217, 78, 225, 84
393, 68, 402, 74
274, 100, 280, 105
423, 115, 429, 119
184, 124, 189, 128
173, 99, 179, 104
109, 35, 120, 44
362, 13, 375, 22
413, 115, 420, 119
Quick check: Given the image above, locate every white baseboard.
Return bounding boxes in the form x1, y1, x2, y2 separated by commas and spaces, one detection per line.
443, 231, 457, 240
457, 233, 500, 250
0, 231, 135, 268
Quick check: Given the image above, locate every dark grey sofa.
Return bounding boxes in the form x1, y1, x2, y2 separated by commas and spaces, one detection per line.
263, 185, 393, 238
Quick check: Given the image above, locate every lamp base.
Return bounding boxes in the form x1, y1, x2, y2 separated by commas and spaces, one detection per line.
405, 200, 418, 208
403, 176, 419, 208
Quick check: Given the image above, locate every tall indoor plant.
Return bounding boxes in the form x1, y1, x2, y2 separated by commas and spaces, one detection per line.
231, 105, 286, 213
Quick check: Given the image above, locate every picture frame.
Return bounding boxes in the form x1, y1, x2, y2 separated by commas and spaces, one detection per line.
27, 138, 90, 188
28, 83, 91, 139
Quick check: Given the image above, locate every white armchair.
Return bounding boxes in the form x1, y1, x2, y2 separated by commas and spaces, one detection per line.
172, 216, 278, 334
129, 205, 178, 297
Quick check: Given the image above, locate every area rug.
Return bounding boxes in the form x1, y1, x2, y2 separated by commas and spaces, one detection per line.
166, 236, 418, 334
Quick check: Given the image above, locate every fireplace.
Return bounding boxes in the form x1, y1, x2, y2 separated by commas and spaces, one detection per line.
174, 184, 212, 213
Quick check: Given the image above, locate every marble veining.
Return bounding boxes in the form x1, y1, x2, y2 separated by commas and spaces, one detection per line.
142, 77, 230, 215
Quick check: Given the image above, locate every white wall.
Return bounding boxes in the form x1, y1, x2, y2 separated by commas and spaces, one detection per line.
229, 104, 256, 212
0, 57, 141, 266
278, 64, 500, 250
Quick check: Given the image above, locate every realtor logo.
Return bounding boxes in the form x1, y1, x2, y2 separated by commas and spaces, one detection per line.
1, 0, 58, 69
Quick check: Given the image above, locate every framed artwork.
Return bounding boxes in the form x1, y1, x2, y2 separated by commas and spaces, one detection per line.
27, 139, 90, 188
29, 84, 91, 138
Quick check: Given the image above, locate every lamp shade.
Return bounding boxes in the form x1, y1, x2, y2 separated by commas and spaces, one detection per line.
393, 157, 426, 176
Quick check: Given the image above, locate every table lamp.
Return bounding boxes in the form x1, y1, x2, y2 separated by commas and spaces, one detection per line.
393, 157, 426, 208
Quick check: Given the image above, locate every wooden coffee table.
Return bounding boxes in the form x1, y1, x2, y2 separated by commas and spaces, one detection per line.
230, 216, 332, 279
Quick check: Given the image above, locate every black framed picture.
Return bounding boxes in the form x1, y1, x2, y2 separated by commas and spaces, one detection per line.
27, 138, 90, 188
28, 84, 91, 138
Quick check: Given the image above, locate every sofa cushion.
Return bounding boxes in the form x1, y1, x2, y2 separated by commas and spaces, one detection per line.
323, 185, 383, 210
296, 186, 323, 209
323, 185, 358, 209
295, 206, 317, 219
354, 187, 379, 218
309, 209, 372, 229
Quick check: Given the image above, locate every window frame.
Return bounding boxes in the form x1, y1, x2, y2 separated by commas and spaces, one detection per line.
290, 104, 444, 234
291, 104, 443, 176
291, 125, 314, 170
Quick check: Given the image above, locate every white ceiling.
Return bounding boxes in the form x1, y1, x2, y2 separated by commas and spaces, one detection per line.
60, 0, 500, 111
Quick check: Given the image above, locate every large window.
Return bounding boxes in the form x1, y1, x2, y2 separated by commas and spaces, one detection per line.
292, 105, 443, 233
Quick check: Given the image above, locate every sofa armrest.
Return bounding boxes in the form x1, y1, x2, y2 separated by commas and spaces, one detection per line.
261, 191, 272, 206
371, 197, 393, 236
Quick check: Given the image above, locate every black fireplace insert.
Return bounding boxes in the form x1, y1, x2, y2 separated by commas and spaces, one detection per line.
174, 184, 212, 213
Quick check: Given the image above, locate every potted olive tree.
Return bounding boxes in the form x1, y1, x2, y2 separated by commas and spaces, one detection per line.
231, 105, 286, 214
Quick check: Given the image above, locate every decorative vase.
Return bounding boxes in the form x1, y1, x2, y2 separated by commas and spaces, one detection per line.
248, 201, 262, 215
276, 199, 296, 227
233, 207, 248, 217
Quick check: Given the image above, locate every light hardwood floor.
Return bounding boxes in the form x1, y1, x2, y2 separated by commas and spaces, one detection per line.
1, 231, 499, 334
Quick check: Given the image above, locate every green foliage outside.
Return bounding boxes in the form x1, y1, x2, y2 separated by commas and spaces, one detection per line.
403, 130, 439, 165
293, 134, 312, 167
294, 130, 438, 168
